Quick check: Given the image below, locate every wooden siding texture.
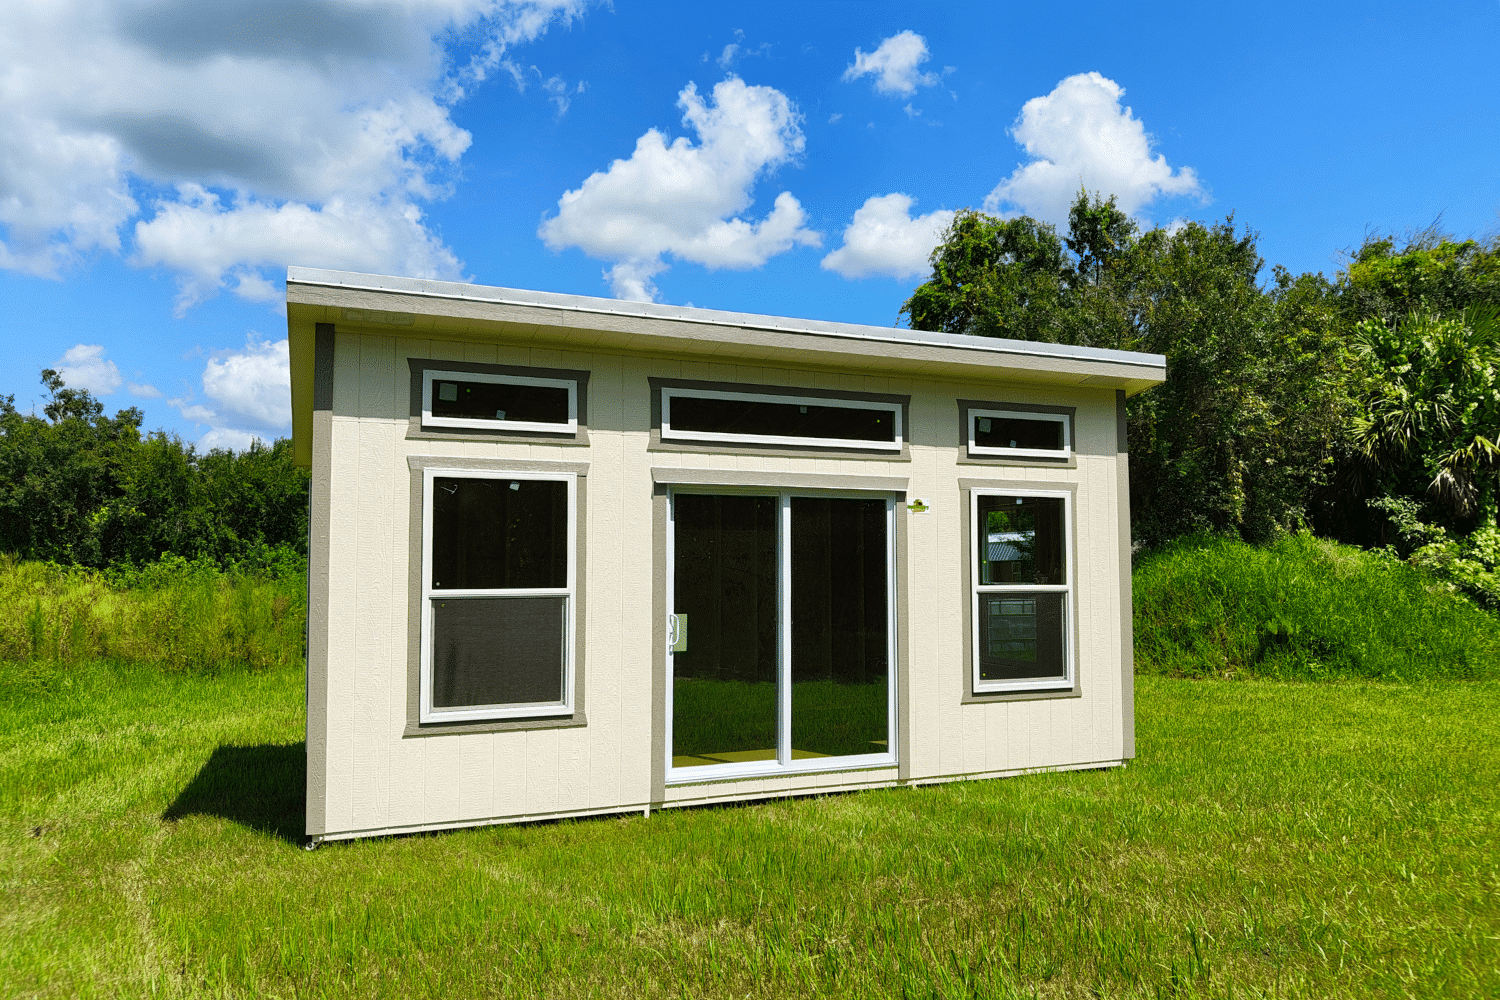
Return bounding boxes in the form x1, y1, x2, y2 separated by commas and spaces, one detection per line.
308, 328, 1126, 839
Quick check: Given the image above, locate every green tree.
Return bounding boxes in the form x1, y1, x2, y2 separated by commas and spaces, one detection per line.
1, 371, 309, 567
0, 372, 143, 563
903, 193, 1347, 545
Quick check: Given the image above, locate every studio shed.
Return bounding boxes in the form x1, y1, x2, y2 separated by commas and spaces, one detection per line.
286, 267, 1166, 845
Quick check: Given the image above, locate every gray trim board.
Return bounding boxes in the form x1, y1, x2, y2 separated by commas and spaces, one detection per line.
955, 399, 1077, 468
1117, 390, 1136, 759
896, 500, 912, 781
402, 456, 589, 737
648, 376, 912, 461
651, 486, 669, 807
957, 477, 1083, 704
305, 322, 335, 837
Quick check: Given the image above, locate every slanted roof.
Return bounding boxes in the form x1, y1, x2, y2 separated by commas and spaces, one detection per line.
285, 267, 1166, 466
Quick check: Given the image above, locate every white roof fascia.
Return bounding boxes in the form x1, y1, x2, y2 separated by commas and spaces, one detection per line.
286, 266, 1167, 381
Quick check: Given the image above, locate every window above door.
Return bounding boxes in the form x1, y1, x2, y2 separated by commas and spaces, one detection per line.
651, 378, 910, 458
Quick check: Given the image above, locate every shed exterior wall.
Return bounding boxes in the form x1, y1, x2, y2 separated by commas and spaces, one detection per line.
305, 323, 1130, 841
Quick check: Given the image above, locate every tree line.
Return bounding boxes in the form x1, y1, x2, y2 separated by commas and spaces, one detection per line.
904, 193, 1500, 602
4, 196, 1498, 600
0, 371, 308, 570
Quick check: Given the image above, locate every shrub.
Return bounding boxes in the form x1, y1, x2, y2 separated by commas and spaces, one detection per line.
0, 552, 305, 671
1133, 532, 1500, 681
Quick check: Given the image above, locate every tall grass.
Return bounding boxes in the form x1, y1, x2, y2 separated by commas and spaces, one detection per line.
1134, 532, 1500, 681
0, 553, 305, 672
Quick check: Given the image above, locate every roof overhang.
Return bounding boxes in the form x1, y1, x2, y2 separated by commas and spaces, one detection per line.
286, 267, 1166, 467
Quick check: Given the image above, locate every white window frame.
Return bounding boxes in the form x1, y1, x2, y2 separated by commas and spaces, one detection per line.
661, 387, 903, 452
421, 369, 578, 434
968, 408, 1071, 460
419, 467, 577, 723
970, 487, 1074, 694
664, 487, 900, 783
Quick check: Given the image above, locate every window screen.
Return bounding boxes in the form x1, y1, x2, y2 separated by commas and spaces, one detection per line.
432, 597, 566, 707
978, 592, 1066, 682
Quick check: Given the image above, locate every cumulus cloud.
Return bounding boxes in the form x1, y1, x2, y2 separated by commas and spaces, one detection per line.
821, 194, 952, 280
203, 336, 292, 429
134, 185, 463, 315
53, 344, 122, 396
0, 0, 582, 306
170, 334, 291, 450
538, 77, 821, 301
843, 31, 938, 96
984, 72, 1204, 225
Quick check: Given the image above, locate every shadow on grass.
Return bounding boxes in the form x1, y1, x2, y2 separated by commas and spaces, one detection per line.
164, 742, 306, 845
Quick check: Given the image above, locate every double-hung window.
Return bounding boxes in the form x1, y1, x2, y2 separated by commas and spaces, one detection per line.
419, 469, 576, 722
970, 489, 1073, 693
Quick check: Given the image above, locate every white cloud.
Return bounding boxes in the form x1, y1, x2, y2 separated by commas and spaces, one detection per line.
199, 427, 264, 452
538, 77, 821, 300
169, 334, 292, 451
843, 31, 938, 97
53, 344, 122, 396
534, 72, 585, 117
202, 336, 292, 430
983, 72, 1204, 225
134, 185, 463, 315
128, 382, 164, 399
821, 193, 953, 280
0, 1, 582, 306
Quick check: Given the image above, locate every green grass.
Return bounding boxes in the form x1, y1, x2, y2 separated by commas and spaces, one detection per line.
1134, 532, 1500, 681
3, 659, 1496, 998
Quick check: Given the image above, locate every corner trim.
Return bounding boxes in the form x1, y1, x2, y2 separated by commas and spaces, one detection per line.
1117, 389, 1136, 759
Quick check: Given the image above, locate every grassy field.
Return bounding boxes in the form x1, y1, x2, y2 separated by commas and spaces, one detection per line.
1134, 533, 1500, 681
3, 657, 1496, 999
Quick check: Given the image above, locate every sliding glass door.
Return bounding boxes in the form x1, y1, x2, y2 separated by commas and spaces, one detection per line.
668, 491, 896, 778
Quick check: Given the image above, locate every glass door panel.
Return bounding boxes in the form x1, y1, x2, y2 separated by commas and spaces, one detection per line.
790, 497, 889, 759
670, 494, 779, 767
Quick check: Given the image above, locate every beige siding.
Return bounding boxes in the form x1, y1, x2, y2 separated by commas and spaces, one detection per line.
309, 332, 1131, 840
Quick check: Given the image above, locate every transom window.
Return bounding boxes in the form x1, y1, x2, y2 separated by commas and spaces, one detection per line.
969, 409, 1071, 459
420, 469, 576, 722
421, 369, 577, 434
661, 387, 902, 451
667, 491, 898, 780
971, 489, 1073, 693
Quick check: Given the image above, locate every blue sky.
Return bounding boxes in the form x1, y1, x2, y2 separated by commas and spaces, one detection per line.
2, 1, 1498, 449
